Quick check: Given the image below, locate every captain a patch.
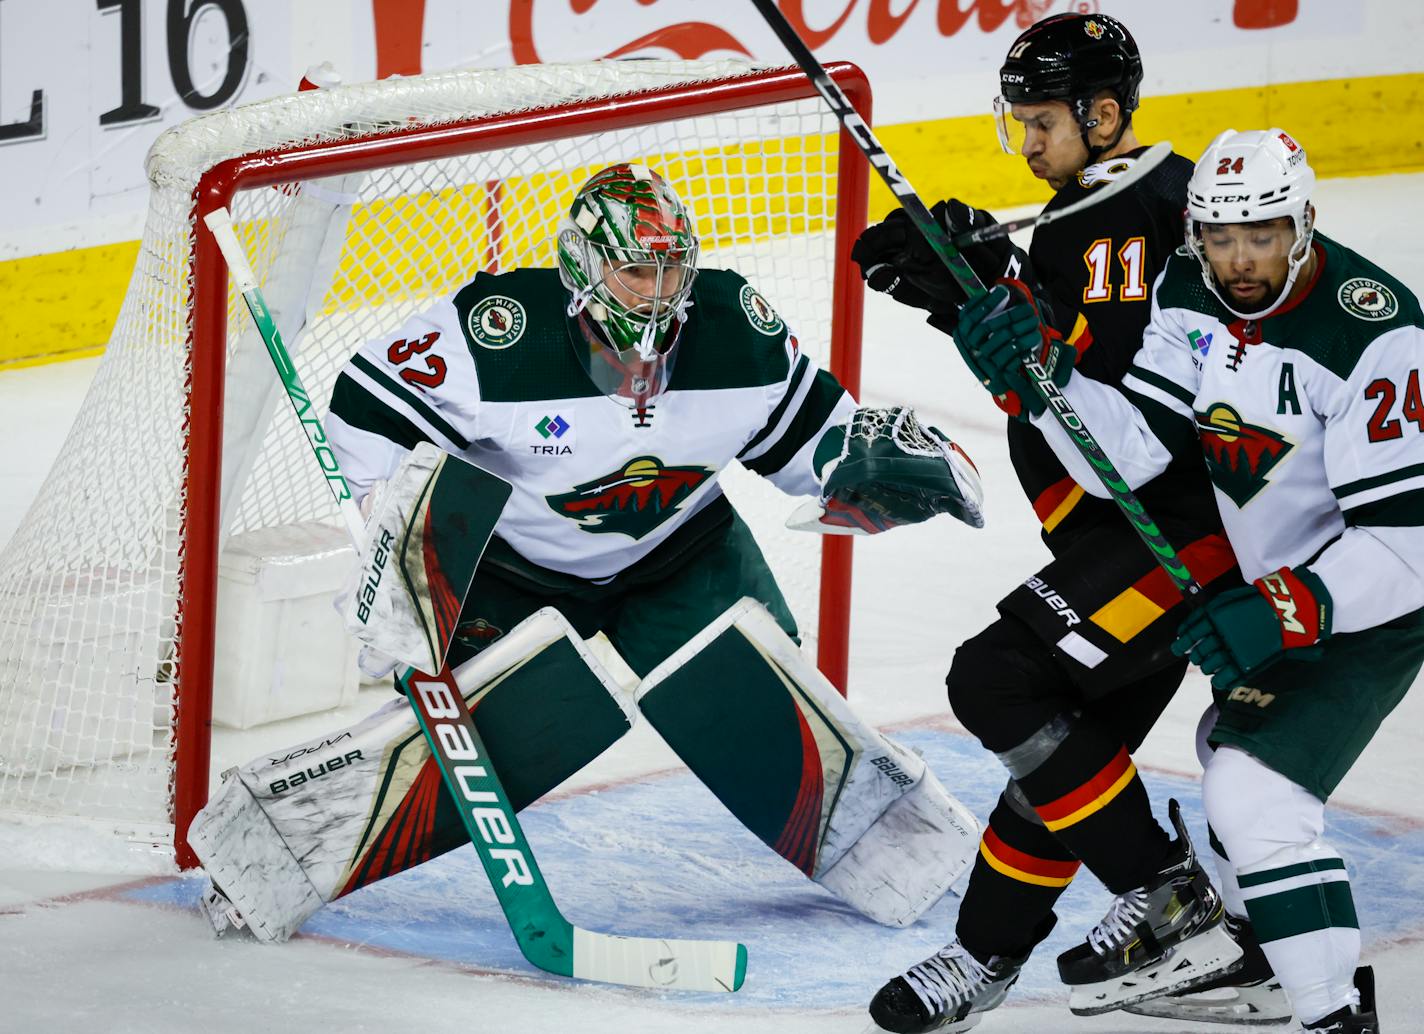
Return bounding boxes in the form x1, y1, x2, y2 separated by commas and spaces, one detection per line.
739, 283, 784, 336
468, 295, 527, 348
1338, 278, 1399, 322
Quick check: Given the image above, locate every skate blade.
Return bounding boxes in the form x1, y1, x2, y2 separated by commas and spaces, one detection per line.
861, 1016, 981, 1034
1123, 979, 1293, 1025
1067, 923, 1245, 1016
199, 884, 249, 940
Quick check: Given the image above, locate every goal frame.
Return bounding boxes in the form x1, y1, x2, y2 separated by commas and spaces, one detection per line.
174, 62, 871, 867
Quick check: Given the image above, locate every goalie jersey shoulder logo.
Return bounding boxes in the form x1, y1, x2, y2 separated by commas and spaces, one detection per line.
739, 283, 785, 336
467, 295, 527, 349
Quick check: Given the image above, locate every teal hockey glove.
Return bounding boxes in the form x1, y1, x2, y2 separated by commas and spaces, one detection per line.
1172, 567, 1333, 691
952, 280, 1075, 417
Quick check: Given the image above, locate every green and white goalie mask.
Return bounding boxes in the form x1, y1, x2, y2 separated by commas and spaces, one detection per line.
557, 163, 699, 406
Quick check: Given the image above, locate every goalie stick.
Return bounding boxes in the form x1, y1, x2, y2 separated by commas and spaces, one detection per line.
203, 207, 748, 993
750, 0, 1201, 601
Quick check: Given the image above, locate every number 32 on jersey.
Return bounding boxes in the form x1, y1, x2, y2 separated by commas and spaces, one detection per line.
1082, 236, 1148, 304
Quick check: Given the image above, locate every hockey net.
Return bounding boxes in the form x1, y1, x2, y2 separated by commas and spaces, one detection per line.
0, 60, 868, 868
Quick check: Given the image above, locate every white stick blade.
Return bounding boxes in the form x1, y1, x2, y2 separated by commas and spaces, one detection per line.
572, 929, 748, 992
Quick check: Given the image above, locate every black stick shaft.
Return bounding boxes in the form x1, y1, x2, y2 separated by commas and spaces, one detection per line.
751, 0, 1199, 598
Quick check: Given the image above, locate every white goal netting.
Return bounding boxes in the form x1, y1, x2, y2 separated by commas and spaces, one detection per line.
0, 59, 862, 864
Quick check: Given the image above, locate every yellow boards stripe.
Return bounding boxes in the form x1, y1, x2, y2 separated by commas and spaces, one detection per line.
0, 240, 138, 369
5, 72, 1422, 370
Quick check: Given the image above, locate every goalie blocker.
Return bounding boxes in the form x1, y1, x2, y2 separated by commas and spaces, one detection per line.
190, 602, 977, 942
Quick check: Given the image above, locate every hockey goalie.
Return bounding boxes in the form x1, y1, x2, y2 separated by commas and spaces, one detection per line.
189, 163, 985, 946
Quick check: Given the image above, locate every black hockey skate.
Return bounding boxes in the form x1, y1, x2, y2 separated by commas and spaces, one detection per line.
1057, 799, 1244, 1015
1304, 967, 1379, 1033
868, 939, 1028, 1033
1123, 911, 1291, 1024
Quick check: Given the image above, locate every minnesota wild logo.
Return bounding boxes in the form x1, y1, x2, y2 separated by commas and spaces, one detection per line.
1196, 403, 1294, 507
546, 456, 713, 539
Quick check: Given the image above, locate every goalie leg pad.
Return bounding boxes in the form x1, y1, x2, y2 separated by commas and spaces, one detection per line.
187, 608, 634, 941
636, 599, 979, 926
814, 758, 978, 927
189, 769, 324, 943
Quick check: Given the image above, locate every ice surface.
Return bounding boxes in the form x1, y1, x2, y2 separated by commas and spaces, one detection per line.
3, 173, 1423, 1033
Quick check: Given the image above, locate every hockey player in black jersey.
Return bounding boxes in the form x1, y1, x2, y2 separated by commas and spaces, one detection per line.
853, 13, 1286, 1032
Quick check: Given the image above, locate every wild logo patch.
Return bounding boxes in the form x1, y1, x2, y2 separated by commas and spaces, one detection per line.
739, 283, 785, 336
1338, 277, 1399, 322
467, 295, 527, 349
1196, 402, 1295, 507
455, 617, 503, 648
546, 456, 713, 539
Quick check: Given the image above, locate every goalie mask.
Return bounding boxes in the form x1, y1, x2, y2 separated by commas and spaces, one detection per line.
1185, 128, 1316, 319
558, 164, 699, 405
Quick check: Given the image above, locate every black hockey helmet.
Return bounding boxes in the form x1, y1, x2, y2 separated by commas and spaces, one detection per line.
995, 13, 1143, 160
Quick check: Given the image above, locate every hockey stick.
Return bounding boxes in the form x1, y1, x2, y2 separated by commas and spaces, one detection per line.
203, 207, 748, 993
951, 141, 1171, 247
751, 0, 1199, 599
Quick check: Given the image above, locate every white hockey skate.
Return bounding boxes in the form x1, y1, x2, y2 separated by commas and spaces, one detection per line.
1057, 799, 1244, 1015
1124, 912, 1292, 1025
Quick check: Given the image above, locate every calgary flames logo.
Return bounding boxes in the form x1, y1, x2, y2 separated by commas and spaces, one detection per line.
546, 456, 713, 539
1196, 403, 1294, 507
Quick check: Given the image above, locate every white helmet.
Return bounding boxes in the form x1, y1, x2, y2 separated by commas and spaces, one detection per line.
1185, 128, 1316, 319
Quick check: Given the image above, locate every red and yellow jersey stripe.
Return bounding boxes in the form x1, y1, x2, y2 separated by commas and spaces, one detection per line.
979, 826, 1082, 888
1034, 746, 1137, 832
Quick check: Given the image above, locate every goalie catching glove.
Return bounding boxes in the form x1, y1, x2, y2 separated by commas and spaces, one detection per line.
788, 406, 985, 535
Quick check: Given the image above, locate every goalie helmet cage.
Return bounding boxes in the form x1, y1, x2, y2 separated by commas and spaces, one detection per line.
0, 60, 869, 868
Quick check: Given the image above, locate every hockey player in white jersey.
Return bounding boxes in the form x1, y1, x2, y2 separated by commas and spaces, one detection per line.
187, 163, 985, 948
953, 129, 1420, 1032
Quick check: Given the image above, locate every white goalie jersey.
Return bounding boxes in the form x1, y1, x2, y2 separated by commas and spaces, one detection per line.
326, 266, 855, 580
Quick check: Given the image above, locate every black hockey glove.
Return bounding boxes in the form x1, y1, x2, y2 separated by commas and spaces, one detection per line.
851, 199, 1020, 317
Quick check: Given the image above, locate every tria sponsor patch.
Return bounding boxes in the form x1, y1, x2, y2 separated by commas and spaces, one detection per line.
1188, 328, 1213, 364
